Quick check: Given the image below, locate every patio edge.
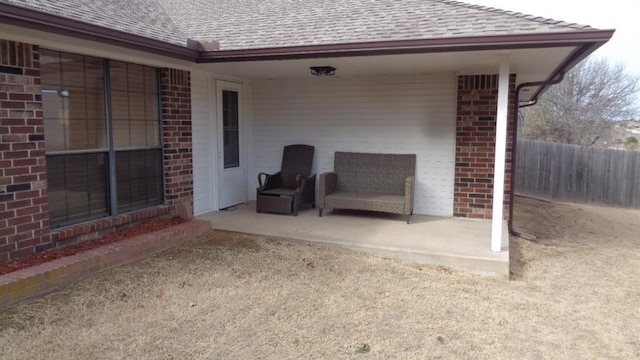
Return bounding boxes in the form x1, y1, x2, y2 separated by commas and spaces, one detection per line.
0, 220, 211, 308
209, 228, 510, 278
274, 236, 509, 278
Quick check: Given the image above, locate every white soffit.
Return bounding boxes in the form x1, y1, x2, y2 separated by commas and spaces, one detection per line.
201, 46, 577, 101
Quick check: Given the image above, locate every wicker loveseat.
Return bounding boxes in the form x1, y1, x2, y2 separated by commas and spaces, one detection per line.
318, 152, 416, 224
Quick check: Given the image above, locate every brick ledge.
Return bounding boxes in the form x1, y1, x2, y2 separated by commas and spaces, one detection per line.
52, 205, 173, 242
0, 220, 210, 308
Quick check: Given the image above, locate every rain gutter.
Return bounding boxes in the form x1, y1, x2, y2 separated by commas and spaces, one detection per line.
508, 40, 608, 237
197, 30, 615, 63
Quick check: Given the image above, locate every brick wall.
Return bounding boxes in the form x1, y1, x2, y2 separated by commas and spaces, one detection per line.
161, 69, 194, 219
0, 40, 50, 263
0, 39, 195, 264
454, 74, 516, 220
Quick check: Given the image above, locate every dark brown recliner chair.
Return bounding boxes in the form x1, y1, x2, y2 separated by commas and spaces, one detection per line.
256, 144, 316, 216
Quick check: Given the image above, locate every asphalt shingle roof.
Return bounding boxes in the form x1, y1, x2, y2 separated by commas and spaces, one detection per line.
3, 0, 188, 45
3, 0, 594, 50
157, 0, 593, 50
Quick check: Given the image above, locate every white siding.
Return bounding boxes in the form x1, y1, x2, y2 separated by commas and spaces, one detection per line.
191, 74, 214, 215
250, 74, 457, 216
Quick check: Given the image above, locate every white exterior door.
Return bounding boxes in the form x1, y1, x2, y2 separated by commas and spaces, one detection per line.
216, 80, 246, 209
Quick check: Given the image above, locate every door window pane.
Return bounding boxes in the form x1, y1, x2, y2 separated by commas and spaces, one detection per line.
223, 90, 240, 169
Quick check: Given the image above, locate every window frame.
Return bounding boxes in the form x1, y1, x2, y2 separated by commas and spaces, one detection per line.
41, 49, 164, 228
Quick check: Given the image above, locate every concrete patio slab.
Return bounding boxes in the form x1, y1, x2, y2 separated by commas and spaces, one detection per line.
197, 202, 509, 277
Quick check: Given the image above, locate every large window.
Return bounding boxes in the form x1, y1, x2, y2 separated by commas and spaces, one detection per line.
41, 50, 163, 228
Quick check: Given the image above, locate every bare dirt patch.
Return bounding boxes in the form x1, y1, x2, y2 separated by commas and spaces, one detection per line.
0, 198, 638, 359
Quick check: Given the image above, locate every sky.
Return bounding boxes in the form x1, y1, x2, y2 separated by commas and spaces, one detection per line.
473, 0, 640, 76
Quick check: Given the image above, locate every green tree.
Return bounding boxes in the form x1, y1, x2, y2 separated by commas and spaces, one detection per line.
624, 136, 639, 150
521, 58, 640, 146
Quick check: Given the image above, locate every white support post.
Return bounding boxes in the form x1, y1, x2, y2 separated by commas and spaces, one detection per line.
491, 60, 510, 252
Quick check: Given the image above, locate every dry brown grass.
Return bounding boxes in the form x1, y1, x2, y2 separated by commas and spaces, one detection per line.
1, 198, 639, 359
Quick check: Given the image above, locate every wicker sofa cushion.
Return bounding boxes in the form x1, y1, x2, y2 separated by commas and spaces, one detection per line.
324, 191, 405, 214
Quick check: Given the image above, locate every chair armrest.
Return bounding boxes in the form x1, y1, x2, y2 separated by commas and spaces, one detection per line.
404, 176, 415, 214
319, 172, 337, 208
258, 171, 281, 191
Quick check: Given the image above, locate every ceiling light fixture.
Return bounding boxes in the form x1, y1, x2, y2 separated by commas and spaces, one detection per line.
310, 66, 336, 76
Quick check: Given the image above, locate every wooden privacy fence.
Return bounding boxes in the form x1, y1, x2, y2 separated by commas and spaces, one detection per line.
515, 139, 640, 207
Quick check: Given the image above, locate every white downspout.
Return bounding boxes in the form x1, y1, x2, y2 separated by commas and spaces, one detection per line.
491, 60, 510, 252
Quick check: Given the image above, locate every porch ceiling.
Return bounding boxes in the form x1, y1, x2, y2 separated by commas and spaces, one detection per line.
199, 46, 577, 102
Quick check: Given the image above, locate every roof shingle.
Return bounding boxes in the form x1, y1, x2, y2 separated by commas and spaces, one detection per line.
156, 0, 593, 50
2, 0, 595, 50
3, 0, 188, 45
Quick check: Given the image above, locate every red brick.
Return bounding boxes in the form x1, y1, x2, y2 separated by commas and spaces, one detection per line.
15, 205, 40, 217
8, 93, 34, 101
15, 190, 40, 200
10, 142, 36, 151
31, 196, 48, 206
12, 174, 38, 183
30, 164, 46, 173
6, 199, 31, 210
454, 74, 515, 221
3, 150, 29, 159
7, 214, 31, 227
29, 149, 45, 157
12, 158, 38, 167
0, 118, 26, 126
0, 101, 26, 109
17, 237, 42, 249
0, 210, 16, 220
9, 247, 34, 260
26, 118, 43, 126
10, 126, 35, 134
16, 221, 41, 233
0, 242, 17, 254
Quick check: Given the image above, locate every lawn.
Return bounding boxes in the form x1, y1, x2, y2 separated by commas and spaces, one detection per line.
1, 197, 638, 359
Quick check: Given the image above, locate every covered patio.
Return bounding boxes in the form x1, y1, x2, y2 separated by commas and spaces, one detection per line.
196, 202, 509, 277
0, 0, 615, 278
